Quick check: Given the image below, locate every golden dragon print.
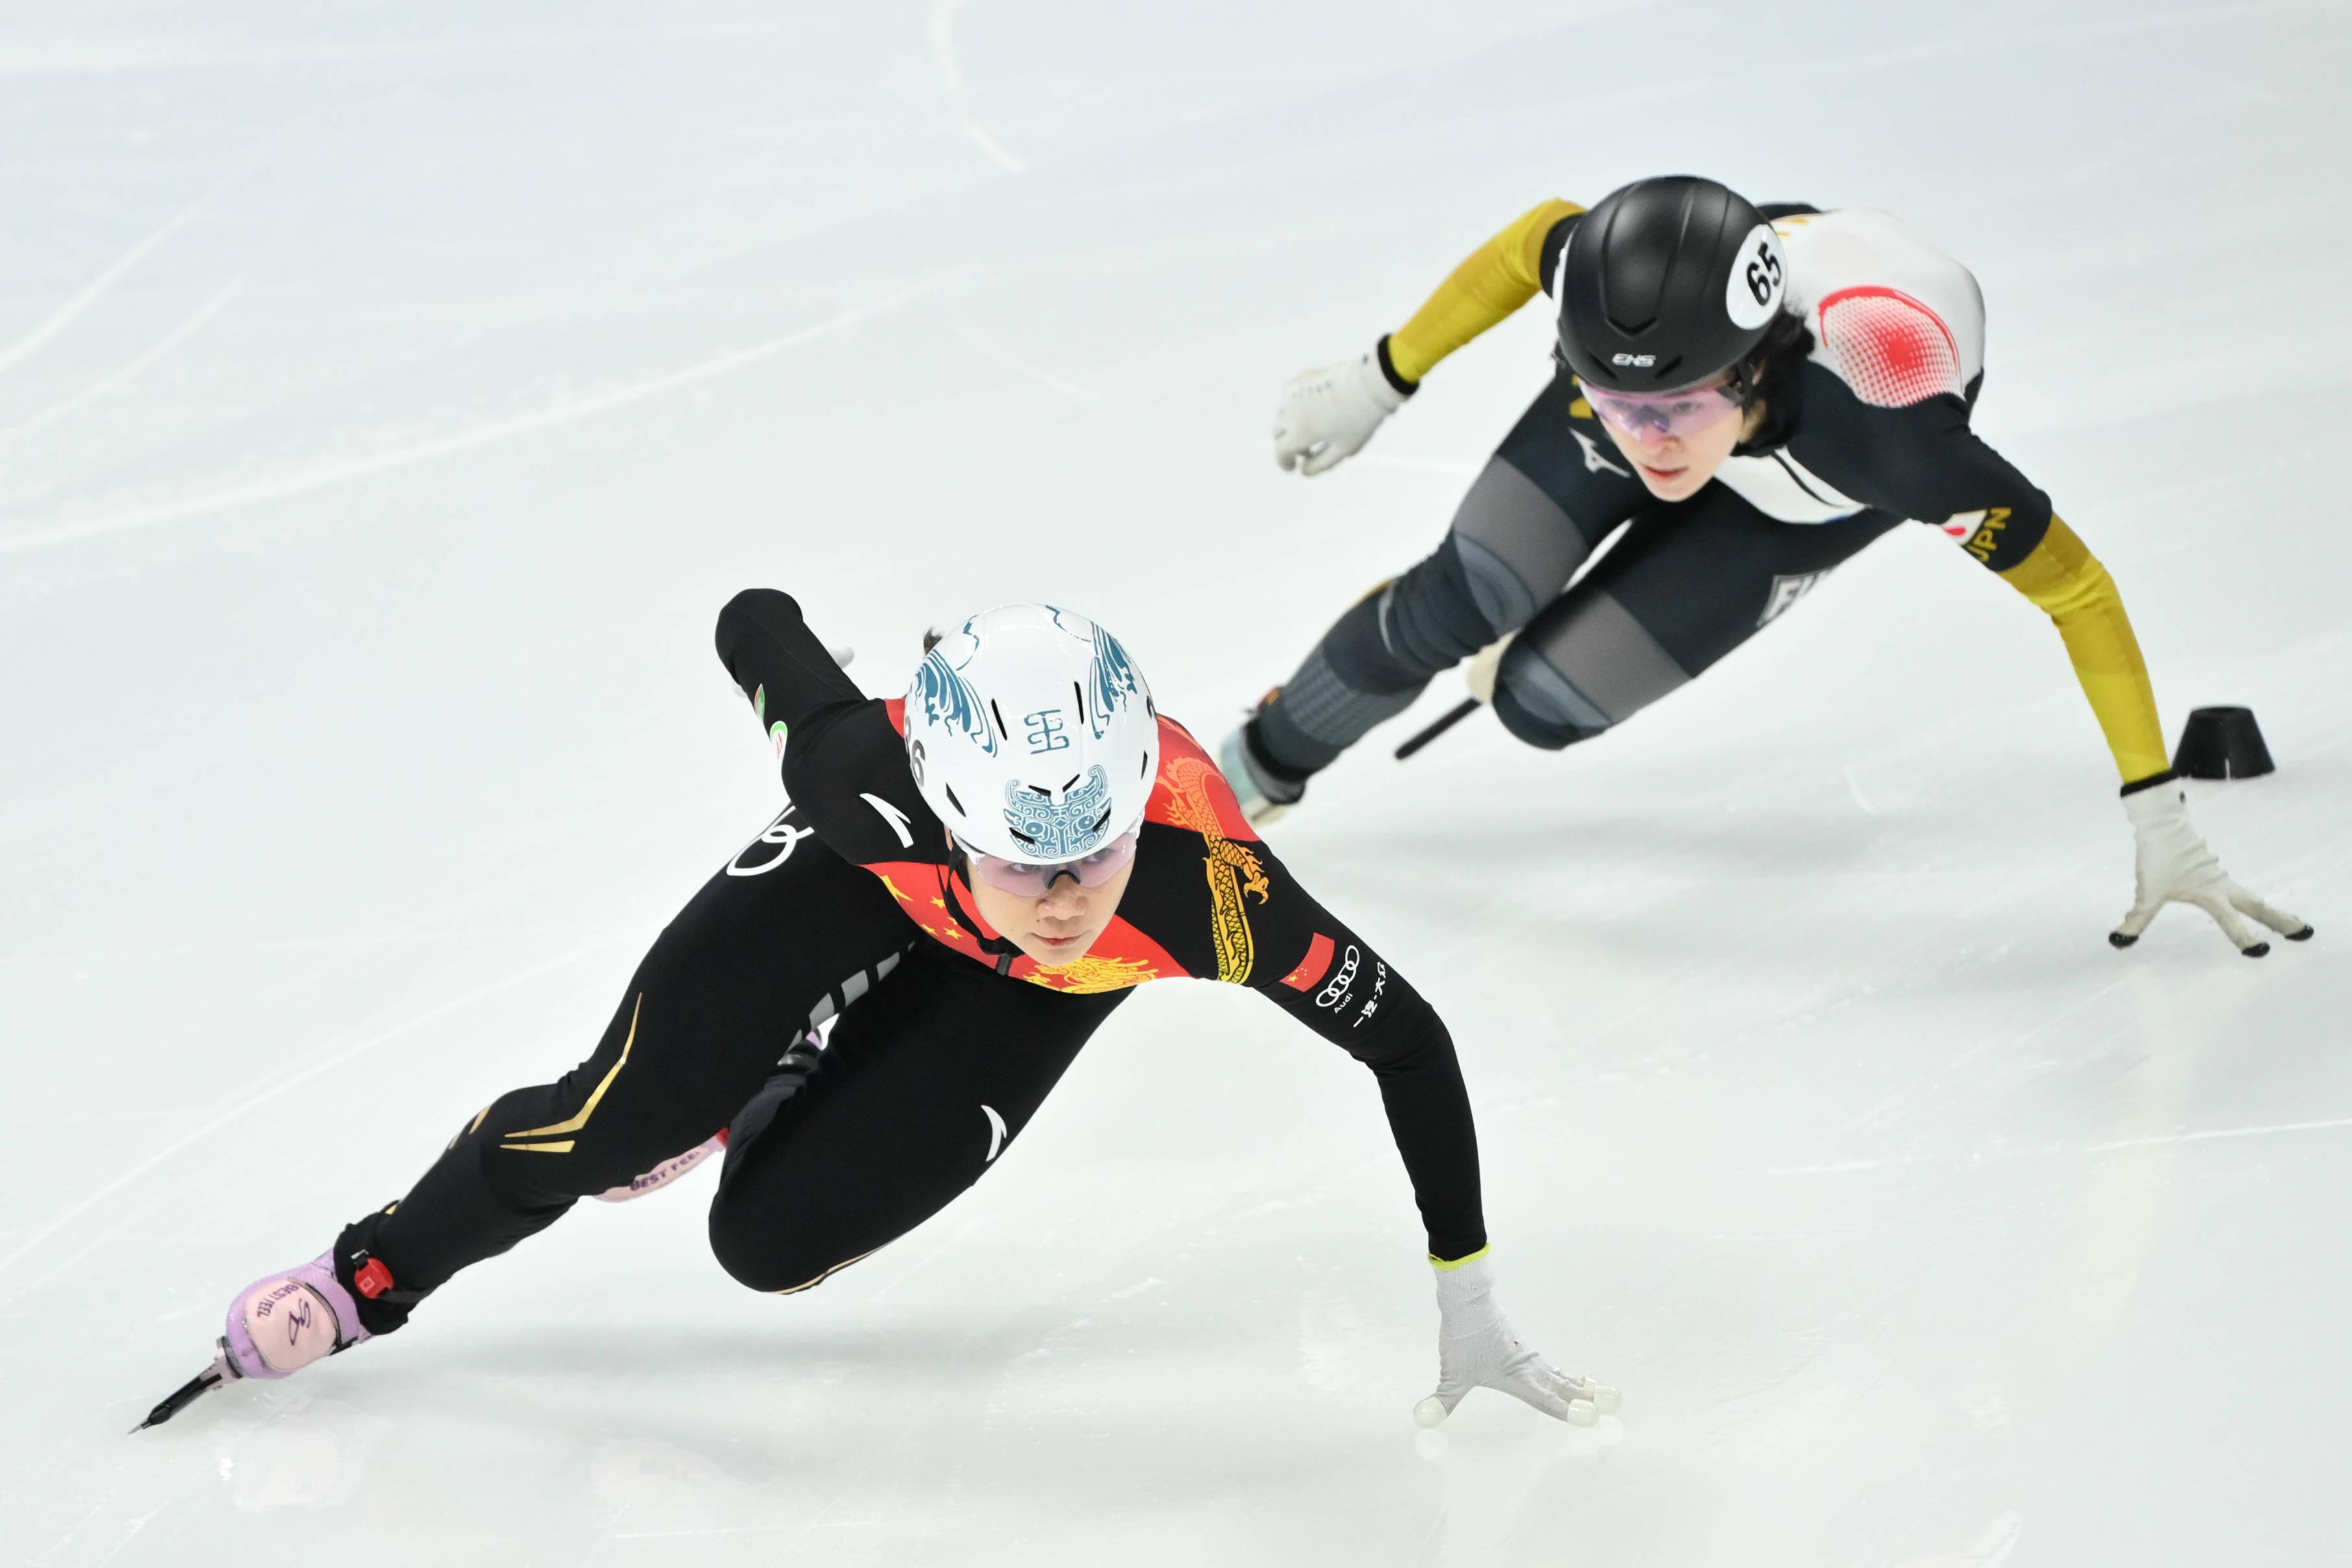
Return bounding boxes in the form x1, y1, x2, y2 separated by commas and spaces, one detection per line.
1157, 755, 1269, 984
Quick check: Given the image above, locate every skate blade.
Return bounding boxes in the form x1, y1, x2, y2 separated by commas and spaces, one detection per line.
133, 1354, 231, 1432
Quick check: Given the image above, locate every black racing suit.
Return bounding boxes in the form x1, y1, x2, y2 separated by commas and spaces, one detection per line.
333, 592, 1486, 1331
1245, 201, 2165, 789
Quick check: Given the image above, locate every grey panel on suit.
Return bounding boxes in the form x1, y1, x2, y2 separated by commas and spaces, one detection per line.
1510, 592, 1691, 726
1448, 457, 1595, 629
1278, 643, 1420, 747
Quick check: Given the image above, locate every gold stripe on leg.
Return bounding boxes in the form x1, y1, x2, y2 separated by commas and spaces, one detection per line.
505, 995, 643, 1141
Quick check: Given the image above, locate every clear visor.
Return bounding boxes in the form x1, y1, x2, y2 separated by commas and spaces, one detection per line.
1580, 380, 1743, 441
959, 831, 1140, 898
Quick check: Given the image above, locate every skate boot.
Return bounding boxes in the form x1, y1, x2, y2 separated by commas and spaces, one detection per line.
1219, 717, 1305, 827
224, 1251, 372, 1378
136, 1250, 382, 1430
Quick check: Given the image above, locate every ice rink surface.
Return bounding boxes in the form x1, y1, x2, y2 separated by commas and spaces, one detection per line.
3, 1, 2347, 1562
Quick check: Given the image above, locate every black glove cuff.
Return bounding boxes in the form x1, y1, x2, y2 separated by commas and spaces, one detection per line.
1375, 335, 1419, 398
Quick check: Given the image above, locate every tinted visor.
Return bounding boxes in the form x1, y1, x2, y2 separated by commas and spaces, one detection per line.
959, 831, 1140, 898
1580, 380, 1742, 441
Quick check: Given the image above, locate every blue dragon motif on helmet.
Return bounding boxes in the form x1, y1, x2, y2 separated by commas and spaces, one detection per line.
913, 629, 996, 757
1086, 626, 1144, 740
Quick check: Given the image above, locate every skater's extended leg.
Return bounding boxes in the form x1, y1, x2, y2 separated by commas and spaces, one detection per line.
1489, 491, 1902, 748
143, 808, 920, 1425
335, 811, 915, 1334
707, 944, 1127, 1294
1233, 375, 1643, 810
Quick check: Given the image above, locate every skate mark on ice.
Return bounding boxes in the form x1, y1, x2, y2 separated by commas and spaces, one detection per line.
606, 1520, 882, 1541
0, 273, 949, 556
0, 935, 624, 1293
0, 919, 641, 968
1767, 1112, 2352, 1176
0, 281, 243, 441
929, 0, 1025, 173
1843, 763, 1877, 816
0, 183, 225, 378
1833, 911, 2130, 1139
949, 324, 1096, 401
2085, 1114, 2352, 1153
0, 22, 794, 75
1896, 1508, 2022, 1567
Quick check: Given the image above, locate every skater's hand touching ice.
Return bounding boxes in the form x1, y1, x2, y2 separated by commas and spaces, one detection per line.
1414, 1254, 1616, 1428
2111, 781, 2310, 957
1273, 346, 1405, 476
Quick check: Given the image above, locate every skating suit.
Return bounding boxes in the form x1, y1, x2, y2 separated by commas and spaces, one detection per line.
1251, 201, 2168, 790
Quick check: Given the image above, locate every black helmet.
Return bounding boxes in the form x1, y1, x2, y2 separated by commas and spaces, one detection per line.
1556, 176, 1788, 395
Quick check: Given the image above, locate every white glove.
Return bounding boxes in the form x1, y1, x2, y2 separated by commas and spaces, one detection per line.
1464, 631, 1517, 705
1415, 1255, 1617, 1428
2112, 781, 2311, 955
1273, 344, 1406, 476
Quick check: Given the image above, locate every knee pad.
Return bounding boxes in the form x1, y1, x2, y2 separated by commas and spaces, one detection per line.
1491, 640, 1612, 752
1374, 540, 1510, 676
1491, 687, 1608, 751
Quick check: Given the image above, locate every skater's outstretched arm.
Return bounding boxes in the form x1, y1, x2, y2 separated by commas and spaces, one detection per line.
1240, 861, 1484, 1264
1794, 367, 2307, 954
1271, 198, 1583, 477
714, 589, 943, 866
1214, 819, 1613, 1425
714, 588, 864, 741
1382, 197, 1586, 386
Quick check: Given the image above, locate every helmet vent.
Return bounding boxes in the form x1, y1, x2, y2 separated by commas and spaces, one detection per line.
944, 783, 966, 818
988, 699, 1010, 742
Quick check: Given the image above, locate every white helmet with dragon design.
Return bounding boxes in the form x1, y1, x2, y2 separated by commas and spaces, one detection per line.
904, 604, 1159, 866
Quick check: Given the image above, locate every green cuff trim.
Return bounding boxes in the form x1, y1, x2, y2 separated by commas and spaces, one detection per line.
1428, 1245, 1491, 1271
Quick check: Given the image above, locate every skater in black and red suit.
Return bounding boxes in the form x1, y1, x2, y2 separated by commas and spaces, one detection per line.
140, 592, 1614, 1435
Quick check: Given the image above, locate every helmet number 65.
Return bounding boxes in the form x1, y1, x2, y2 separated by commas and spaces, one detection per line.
1744, 239, 1782, 306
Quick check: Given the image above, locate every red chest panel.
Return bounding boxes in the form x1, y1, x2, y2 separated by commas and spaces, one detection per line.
861, 857, 1190, 993
855, 714, 1256, 994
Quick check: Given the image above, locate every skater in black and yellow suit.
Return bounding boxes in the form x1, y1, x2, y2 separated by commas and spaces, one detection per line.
1219, 176, 2308, 958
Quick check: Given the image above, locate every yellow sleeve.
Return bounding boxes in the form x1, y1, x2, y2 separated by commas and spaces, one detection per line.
1386, 199, 1584, 385
1996, 516, 2169, 783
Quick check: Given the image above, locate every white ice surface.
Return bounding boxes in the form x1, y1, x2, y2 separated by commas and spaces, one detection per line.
3, 3, 2348, 1563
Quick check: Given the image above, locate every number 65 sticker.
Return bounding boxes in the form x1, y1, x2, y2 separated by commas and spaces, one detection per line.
1726, 224, 1786, 328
